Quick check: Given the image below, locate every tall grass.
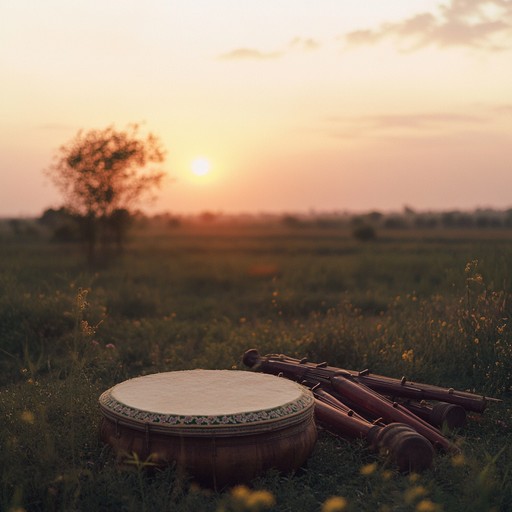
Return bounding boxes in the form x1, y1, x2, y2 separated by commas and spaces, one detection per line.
1, 224, 511, 510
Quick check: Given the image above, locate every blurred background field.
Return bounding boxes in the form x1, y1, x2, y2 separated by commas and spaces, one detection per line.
1, 218, 511, 511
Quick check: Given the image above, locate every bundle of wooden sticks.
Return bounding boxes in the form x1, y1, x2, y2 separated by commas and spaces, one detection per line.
243, 349, 501, 472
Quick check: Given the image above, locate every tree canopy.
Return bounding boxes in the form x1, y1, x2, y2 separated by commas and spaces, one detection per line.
46, 124, 166, 218
45, 124, 166, 262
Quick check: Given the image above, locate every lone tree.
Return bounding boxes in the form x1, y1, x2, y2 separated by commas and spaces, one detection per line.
46, 124, 166, 262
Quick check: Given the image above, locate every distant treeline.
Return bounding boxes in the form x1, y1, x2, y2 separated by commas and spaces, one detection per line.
278, 207, 512, 230
141, 207, 512, 230
3, 206, 512, 241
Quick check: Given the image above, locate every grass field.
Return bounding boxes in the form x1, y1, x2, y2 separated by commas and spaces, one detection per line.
1, 221, 512, 511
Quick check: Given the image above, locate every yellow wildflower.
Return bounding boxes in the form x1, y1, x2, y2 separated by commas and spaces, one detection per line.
381, 470, 393, 481
20, 411, 35, 424
402, 349, 414, 363
416, 499, 439, 512
245, 489, 276, 509
360, 462, 378, 476
451, 453, 466, 467
404, 486, 427, 504
230, 485, 251, 501
322, 496, 348, 512
408, 473, 420, 483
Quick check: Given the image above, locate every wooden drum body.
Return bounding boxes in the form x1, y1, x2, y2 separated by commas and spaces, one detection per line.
99, 370, 317, 487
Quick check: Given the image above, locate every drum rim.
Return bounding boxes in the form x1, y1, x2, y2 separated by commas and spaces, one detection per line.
98, 371, 315, 436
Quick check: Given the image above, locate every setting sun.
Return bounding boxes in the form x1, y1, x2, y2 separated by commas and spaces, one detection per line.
191, 157, 211, 177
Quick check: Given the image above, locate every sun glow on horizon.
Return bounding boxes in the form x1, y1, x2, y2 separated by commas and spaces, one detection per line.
191, 157, 211, 177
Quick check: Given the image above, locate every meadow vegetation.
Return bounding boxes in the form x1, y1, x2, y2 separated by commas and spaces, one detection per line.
1, 219, 512, 511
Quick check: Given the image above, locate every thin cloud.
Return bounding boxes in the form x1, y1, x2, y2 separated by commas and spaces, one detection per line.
361, 112, 487, 130
218, 48, 282, 60
344, 0, 512, 51
325, 111, 489, 139
491, 103, 512, 113
289, 37, 321, 51
218, 36, 320, 61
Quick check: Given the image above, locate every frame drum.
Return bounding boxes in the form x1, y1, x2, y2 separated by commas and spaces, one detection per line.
99, 370, 317, 487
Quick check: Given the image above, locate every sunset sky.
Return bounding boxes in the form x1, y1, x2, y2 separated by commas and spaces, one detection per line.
1, 0, 512, 217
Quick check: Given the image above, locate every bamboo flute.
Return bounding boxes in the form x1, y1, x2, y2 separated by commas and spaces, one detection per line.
243, 350, 461, 453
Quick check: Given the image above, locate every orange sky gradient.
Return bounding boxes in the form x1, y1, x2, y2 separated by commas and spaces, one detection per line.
1, 0, 512, 217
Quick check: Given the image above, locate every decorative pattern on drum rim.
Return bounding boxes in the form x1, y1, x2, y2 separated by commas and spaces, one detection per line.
99, 388, 314, 428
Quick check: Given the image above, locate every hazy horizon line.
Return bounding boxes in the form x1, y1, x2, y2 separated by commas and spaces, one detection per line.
3, 204, 512, 220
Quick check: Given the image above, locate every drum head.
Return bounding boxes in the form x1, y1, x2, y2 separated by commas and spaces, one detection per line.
99, 370, 314, 435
